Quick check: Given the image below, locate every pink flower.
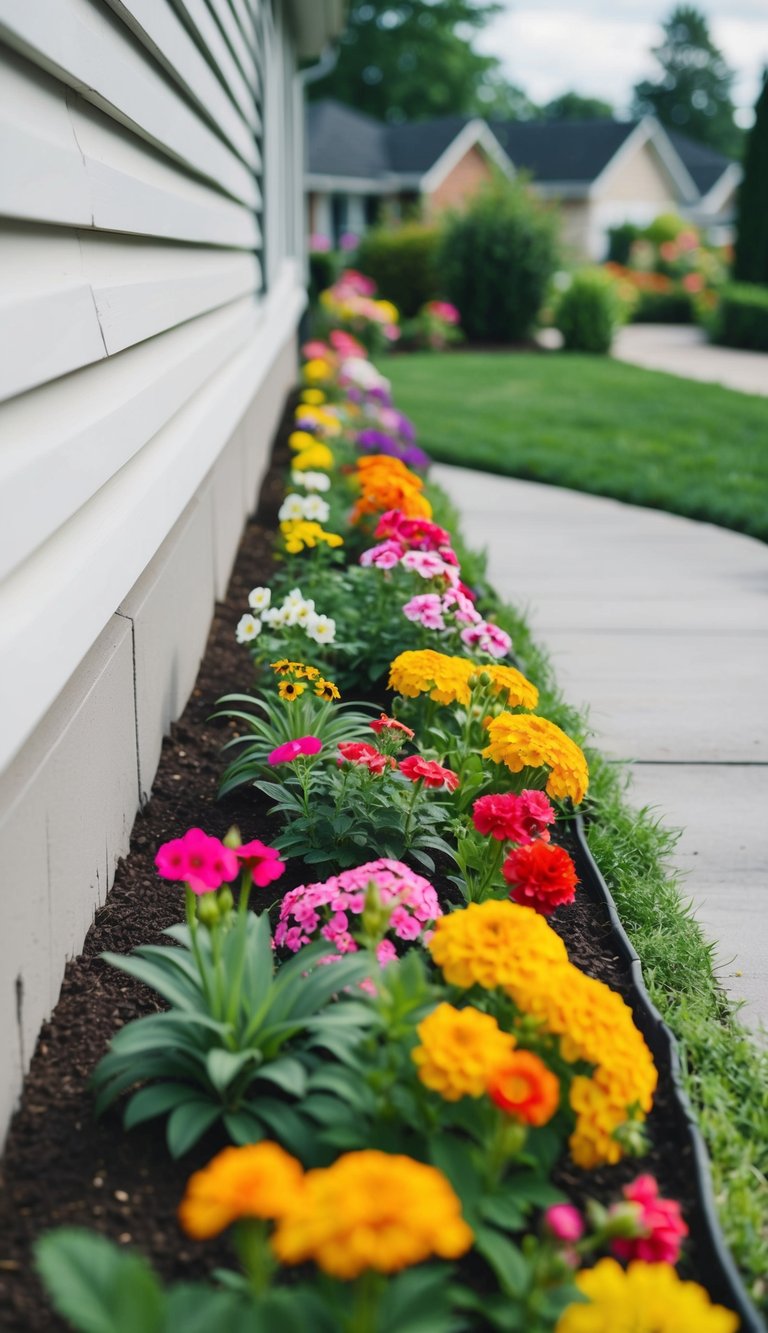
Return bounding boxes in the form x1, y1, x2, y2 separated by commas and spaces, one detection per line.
473, 791, 555, 844
659, 240, 679, 262
376, 939, 398, 965
338, 741, 395, 775
235, 839, 285, 888
268, 736, 323, 765
427, 300, 460, 325
403, 593, 446, 630
360, 540, 405, 569
610, 1176, 688, 1266
682, 272, 704, 293
544, 1204, 585, 1244
369, 714, 415, 739
329, 328, 367, 358
399, 755, 460, 791
155, 828, 239, 896
309, 234, 331, 252
301, 339, 331, 359
460, 620, 512, 658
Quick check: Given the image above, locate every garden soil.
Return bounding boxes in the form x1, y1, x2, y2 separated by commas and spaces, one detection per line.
0, 396, 701, 1330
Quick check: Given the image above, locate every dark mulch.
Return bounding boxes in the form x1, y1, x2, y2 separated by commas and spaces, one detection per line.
0, 396, 703, 1330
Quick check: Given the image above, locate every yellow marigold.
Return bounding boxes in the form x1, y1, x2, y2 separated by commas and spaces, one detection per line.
280, 520, 344, 554
484, 663, 539, 711
292, 443, 335, 472
555, 1259, 739, 1333
483, 713, 589, 805
375, 298, 399, 324
178, 1143, 303, 1240
412, 1003, 516, 1101
428, 900, 568, 991
388, 649, 474, 706
288, 430, 317, 452
303, 357, 333, 383
271, 1150, 473, 1278
301, 388, 325, 405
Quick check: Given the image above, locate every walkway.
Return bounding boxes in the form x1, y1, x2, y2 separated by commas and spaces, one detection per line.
612, 323, 768, 396
434, 464, 768, 1029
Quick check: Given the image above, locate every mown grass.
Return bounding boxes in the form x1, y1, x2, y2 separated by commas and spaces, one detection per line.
387, 351, 768, 542
429, 485, 768, 1313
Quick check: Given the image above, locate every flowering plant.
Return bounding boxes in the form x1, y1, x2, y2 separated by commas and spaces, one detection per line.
400, 299, 464, 351
448, 789, 559, 903
235, 586, 339, 666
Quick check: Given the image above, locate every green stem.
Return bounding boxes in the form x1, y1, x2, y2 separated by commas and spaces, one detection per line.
401, 777, 422, 847
185, 887, 214, 1011
234, 1219, 274, 1298
226, 869, 253, 1029
346, 1271, 384, 1333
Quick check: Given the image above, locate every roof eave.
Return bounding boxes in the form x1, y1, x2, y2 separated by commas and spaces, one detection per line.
285, 0, 346, 58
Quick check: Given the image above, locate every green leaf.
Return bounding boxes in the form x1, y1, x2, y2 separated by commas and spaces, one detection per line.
123, 1082, 193, 1130
479, 1194, 526, 1232
429, 1138, 482, 1216
99, 953, 200, 1010
166, 1100, 222, 1158
163, 1284, 256, 1333
206, 1048, 260, 1095
253, 1056, 307, 1098
35, 1229, 165, 1333
473, 1226, 530, 1299
378, 1266, 466, 1333
222, 1109, 265, 1145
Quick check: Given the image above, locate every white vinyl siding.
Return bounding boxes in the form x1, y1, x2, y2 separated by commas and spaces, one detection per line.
0, 0, 306, 773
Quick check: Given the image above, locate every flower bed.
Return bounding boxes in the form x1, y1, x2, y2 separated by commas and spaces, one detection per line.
0, 278, 758, 1332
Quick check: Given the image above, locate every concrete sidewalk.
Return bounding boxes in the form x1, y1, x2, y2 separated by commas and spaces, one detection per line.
434, 464, 768, 1028
612, 323, 768, 396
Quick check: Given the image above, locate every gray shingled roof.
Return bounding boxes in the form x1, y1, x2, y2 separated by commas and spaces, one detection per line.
307, 100, 475, 178
666, 131, 735, 195
489, 118, 638, 183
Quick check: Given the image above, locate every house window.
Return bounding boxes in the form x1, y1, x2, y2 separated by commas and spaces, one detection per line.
365, 195, 380, 227
331, 194, 349, 248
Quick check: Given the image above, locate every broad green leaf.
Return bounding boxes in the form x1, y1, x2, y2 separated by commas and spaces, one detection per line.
252, 1056, 307, 1098
99, 953, 199, 1011
473, 1226, 530, 1298
124, 1082, 193, 1130
222, 1109, 264, 1145
166, 1100, 222, 1158
35, 1229, 164, 1333
479, 1194, 526, 1232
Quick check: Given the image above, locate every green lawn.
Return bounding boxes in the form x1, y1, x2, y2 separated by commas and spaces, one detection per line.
385, 351, 768, 542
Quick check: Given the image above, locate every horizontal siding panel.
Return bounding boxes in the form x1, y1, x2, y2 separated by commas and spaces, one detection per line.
228, 0, 259, 61
102, 0, 260, 169
172, 0, 259, 127
208, 0, 257, 90
0, 0, 258, 205
0, 297, 259, 579
0, 265, 306, 771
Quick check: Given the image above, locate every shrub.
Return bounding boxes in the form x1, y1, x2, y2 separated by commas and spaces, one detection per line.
606, 222, 642, 265
632, 289, 696, 323
712, 283, 768, 351
555, 268, 624, 354
308, 250, 338, 305
355, 224, 440, 317
437, 182, 559, 343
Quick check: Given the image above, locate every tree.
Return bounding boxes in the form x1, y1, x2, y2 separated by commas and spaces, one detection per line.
542, 92, 614, 121
308, 0, 526, 123
734, 71, 768, 285
632, 5, 740, 155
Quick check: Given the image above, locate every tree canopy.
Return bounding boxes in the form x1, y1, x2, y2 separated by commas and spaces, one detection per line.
632, 5, 740, 155
734, 70, 768, 285
542, 92, 614, 121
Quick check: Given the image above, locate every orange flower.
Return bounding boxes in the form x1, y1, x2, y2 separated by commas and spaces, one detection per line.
351, 454, 433, 524
487, 1050, 560, 1126
178, 1143, 304, 1240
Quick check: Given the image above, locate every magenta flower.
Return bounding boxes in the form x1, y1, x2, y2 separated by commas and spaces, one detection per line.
543, 1204, 585, 1244
235, 839, 285, 888
268, 736, 322, 765
155, 828, 239, 896
610, 1176, 688, 1266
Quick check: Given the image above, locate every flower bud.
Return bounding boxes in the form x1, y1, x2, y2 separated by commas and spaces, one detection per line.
360, 881, 394, 943
604, 1201, 645, 1240
543, 1204, 585, 1244
478, 671, 492, 687
197, 895, 220, 927
223, 825, 242, 849
218, 886, 234, 915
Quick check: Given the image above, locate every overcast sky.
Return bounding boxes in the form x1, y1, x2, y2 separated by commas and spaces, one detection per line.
474, 1, 768, 123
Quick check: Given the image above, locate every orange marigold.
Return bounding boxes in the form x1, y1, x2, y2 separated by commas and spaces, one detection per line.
351, 454, 433, 523
483, 713, 589, 805
427, 900, 569, 990
178, 1143, 303, 1240
271, 1150, 473, 1278
487, 1050, 560, 1126
412, 1002, 516, 1100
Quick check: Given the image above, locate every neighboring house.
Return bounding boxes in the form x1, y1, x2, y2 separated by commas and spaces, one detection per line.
306, 98, 512, 245
0, 0, 343, 1143
307, 101, 738, 257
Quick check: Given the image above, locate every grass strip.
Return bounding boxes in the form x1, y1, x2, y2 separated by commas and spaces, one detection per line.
429, 484, 768, 1313
387, 351, 768, 543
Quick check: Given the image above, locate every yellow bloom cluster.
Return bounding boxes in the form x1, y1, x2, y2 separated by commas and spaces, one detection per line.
388, 650, 538, 711
483, 713, 589, 805
428, 902, 657, 1168
291, 442, 335, 472
272, 1149, 473, 1279
294, 404, 342, 438
270, 660, 340, 700
280, 520, 344, 554
303, 357, 334, 383
300, 388, 326, 405
178, 1142, 302, 1239
412, 1002, 516, 1100
556, 1259, 739, 1333
288, 430, 317, 452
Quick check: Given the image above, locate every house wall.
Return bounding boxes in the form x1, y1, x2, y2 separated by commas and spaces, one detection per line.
0, 0, 307, 1143
425, 145, 495, 215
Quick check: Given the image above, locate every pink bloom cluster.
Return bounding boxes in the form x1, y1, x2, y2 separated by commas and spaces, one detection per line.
338, 740, 395, 775
329, 328, 366, 359
155, 828, 238, 896
375, 510, 452, 552
426, 300, 460, 325
331, 269, 377, 299
610, 1175, 688, 1266
269, 736, 323, 765
399, 755, 460, 791
274, 858, 442, 956
459, 622, 512, 658
473, 791, 556, 844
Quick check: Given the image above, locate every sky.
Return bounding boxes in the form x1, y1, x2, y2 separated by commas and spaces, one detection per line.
474, 0, 768, 124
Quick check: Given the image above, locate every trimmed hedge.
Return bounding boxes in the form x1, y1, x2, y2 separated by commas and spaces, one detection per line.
355, 224, 440, 317
712, 283, 768, 351
555, 269, 622, 353
631, 290, 696, 324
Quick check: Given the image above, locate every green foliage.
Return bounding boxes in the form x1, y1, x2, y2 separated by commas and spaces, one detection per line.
356, 225, 441, 317
542, 91, 614, 121
308, 1, 514, 123
734, 74, 768, 284
631, 289, 696, 323
606, 222, 642, 265
308, 251, 338, 306
91, 911, 375, 1156
385, 350, 768, 541
712, 283, 768, 351
437, 183, 559, 343
555, 269, 624, 354
632, 4, 741, 156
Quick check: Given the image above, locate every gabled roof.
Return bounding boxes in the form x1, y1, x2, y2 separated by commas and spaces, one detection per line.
307, 100, 486, 183
665, 131, 736, 195
488, 118, 639, 184
385, 115, 475, 173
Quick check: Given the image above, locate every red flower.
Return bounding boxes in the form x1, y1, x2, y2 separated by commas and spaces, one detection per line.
472, 790, 555, 844
338, 741, 395, 775
487, 1050, 560, 1125
398, 755, 460, 791
369, 713, 415, 739
502, 841, 577, 915
610, 1176, 688, 1266
235, 840, 286, 888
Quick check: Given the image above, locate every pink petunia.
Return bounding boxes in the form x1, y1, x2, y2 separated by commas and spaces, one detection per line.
235, 839, 285, 888
268, 736, 323, 765
155, 828, 239, 896
398, 755, 460, 791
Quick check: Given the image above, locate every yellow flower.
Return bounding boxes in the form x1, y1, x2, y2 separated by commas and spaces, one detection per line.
483, 713, 589, 805
428, 900, 568, 991
375, 299, 399, 324
315, 677, 341, 701
483, 663, 539, 711
302, 665, 321, 681
303, 357, 333, 383
278, 680, 306, 701
288, 430, 317, 452
292, 443, 335, 472
556, 1259, 739, 1333
412, 1003, 516, 1100
301, 389, 326, 405
280, 520, 344, 554
271, 1150, 473, 1278
270, 658, 296, 675
178, 1143, 303, 1240
388, 650, 538, 713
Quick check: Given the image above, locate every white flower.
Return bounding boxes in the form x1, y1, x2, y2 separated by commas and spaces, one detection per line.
340, 357, 390, 394
236, 613, 261, 643
292, 470, 331, 493
248, 586, 271, 612
283, 588, 306, 608
294, 598, 316, 626
262, 606, 287, 628
278, 494, 307, 522
303, 495, 330, 522
306, 613, 336, 645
